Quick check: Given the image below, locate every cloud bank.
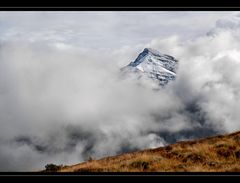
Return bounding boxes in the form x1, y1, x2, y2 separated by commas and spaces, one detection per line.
0, 12, 240, 171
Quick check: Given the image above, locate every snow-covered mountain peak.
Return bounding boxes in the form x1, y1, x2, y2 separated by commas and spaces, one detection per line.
123, 48, 178, 86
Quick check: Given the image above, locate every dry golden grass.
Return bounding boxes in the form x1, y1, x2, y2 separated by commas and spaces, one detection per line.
45, 130, 240, 172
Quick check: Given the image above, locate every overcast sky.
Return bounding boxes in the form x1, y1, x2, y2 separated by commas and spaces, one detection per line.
0, 11, 232, 49
0, 11, 240, 171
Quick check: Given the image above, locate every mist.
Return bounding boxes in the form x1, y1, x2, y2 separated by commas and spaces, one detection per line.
0, 12, 240, 171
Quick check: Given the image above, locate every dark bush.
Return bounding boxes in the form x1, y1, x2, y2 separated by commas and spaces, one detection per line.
216, 149, 231, 158
45, 164, 62, 172
235, 151, 240, 159
182, 153, 206, 163
165, 146, 173, 151
130, 161, 149, 170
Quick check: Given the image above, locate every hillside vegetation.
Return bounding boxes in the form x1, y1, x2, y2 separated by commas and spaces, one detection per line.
44, 131, 240, 172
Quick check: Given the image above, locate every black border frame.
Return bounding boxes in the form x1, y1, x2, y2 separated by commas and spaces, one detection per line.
0, 0, 240, 179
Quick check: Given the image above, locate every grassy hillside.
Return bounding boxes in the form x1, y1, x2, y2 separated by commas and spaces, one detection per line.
44, 131, 240, 172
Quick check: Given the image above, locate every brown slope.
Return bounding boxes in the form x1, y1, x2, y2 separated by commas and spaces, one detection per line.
46, 131, 240, 172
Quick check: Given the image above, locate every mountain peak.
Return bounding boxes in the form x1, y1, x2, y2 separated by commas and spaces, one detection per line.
143, 47, 162, 56
123, 48, 178, 86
